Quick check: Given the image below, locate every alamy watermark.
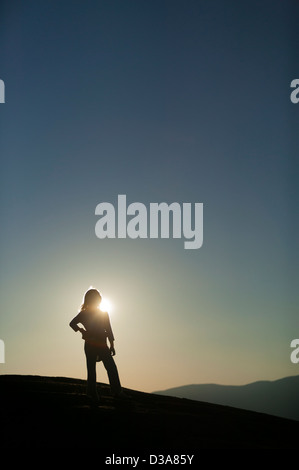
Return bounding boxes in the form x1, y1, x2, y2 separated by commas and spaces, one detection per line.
290, 339, 299, 364
0, 79, 5, 103
290, 79, 299, 103
289, 81, 298, 363
95, 194, 203, 249
0, 339, 4, 363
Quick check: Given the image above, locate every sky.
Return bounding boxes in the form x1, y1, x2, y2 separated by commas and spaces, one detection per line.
0, 0, 298, 393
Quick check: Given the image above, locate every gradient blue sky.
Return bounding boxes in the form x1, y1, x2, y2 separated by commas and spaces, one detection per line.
0, 0, 298, 392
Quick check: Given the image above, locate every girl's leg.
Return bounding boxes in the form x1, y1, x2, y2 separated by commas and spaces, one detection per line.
85, 344, 99, 401
102, 350, 122, 396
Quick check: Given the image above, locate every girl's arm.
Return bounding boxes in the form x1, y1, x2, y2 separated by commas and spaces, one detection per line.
104, 313, 116, 355
69, 313, 85, 334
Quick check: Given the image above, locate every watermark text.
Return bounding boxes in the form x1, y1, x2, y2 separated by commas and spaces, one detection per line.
95, 195, 203, 250
0, 339, 4, 363
0, 79, 5, 103
290, 79, 299, 103
290, 339, 299, 364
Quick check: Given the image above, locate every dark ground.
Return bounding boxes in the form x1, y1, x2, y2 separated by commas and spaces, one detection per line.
0, 375, 298, 452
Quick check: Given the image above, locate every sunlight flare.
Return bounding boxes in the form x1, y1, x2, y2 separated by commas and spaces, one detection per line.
100, 297, 113, 314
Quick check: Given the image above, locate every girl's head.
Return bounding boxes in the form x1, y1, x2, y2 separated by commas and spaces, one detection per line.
81, 288, 102, 310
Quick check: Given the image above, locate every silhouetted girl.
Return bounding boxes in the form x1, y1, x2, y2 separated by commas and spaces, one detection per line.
70, 288, 122, 403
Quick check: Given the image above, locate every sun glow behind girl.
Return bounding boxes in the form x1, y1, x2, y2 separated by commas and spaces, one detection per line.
100, 297, 113, 315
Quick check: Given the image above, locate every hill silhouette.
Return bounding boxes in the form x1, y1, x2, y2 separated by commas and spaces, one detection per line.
1, 374, 299, 450
154, 375, 299, 422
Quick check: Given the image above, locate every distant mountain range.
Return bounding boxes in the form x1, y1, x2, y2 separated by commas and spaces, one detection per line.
153, 375, 299, 421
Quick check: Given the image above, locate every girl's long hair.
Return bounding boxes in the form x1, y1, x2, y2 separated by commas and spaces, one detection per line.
80, 288, 102, 311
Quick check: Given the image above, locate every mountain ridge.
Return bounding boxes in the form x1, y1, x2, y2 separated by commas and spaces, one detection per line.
153, 374, 299, 422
